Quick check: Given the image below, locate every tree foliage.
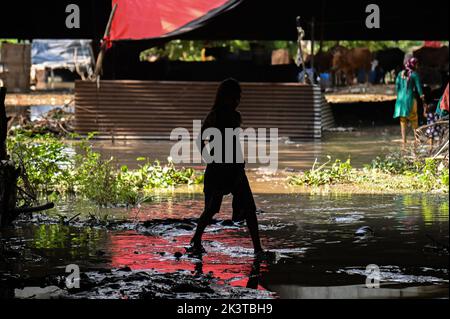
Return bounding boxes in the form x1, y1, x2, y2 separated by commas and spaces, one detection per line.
139, 40, 446, 62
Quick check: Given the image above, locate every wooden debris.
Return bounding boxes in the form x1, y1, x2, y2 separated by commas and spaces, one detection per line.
10, 107, 74, 136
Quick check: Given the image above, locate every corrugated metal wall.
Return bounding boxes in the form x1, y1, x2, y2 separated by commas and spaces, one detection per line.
75, 80, 333, 139
321, 94, 336, 130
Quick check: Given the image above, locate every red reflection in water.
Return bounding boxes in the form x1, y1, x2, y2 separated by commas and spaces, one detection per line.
110, 229, 267, 290
127, 199, 233, 221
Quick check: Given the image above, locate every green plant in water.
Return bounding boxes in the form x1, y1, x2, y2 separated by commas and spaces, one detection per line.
7, 132, 203, 207
75, 153, 118, 206
289, 153, 448, 193
416, 159, 449, 191
441, 169, 449, 188
365, 153, 449, 192
417, 158, 437, 191
289, 156, 353, 186
7, 133, 72, 198
368, 153, 419, 175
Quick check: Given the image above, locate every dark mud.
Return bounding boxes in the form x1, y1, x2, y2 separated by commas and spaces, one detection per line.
4, 268, 274, 299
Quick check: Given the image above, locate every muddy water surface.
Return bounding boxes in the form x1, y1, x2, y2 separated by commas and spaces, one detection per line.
1, 192, 447, 299
1, 126, 447, 299
89, 126, 401, 171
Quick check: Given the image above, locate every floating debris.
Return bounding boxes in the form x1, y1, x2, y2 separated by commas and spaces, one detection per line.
355, 226, 374, 237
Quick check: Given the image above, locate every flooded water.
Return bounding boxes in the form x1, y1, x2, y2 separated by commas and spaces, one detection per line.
89, 126, 401, 171
1, 192, 448, 299
1, 126, 447, 299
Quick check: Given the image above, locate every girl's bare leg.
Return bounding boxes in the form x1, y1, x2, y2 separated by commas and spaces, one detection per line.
246, 211, 263, 254
191, 210, 214, 247
401, 121, 407, 145
191, 192, 223, 248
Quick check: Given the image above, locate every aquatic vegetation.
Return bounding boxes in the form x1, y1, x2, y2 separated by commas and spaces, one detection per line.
368, 154, 449, 192
7, 133, 202, 206
32, 223, 104, 252
7, 133, 448, 205
288, 157, 353, 187
369, 152, 417, 175
7, 133, 73, 198
289, 154, 449, 193
74, 145, 119, 206
441, 169, 449, 188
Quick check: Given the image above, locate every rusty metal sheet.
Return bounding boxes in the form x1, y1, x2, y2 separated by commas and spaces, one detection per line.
75, 80, 332, 139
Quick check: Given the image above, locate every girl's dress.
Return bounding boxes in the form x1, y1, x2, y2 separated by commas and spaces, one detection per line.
201, 108, 256, 222
394, 71, 423, 119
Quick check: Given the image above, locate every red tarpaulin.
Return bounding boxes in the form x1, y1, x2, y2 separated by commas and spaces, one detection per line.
110, 0, 237, 41
424, 41, 442, 48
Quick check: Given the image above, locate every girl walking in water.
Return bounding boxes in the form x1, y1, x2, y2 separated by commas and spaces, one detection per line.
188, 78, 263, 256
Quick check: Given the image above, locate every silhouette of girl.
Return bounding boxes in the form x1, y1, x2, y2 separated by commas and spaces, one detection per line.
189, 78, 263, 256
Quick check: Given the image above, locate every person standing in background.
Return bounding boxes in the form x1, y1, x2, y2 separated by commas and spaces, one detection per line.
394, 57, 424, 145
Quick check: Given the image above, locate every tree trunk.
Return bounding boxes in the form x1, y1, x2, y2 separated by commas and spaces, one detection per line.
0, 87, 20, 226
0, 87, 54, 226
0, 160, 19, 226
0, 87, 8, 160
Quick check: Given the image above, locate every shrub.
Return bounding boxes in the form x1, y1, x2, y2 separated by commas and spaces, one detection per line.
7, 133, 202, 206
289, 157, 353, 186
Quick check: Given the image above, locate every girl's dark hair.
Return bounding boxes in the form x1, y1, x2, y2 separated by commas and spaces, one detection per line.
212, 78, 241, 110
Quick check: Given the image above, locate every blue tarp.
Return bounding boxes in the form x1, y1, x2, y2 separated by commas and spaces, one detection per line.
31, 39, 93, 70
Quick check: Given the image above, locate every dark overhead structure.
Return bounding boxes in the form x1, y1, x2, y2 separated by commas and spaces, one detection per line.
161, 0, 450, 41
0, 0, 448, 42
0, 1, 110, 40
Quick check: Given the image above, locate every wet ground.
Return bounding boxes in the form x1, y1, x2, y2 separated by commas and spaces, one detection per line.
1, 126, 448, 299
0, 192, 448, 299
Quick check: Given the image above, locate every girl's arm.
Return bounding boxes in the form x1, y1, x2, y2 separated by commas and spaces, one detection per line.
196, 111, 215, 157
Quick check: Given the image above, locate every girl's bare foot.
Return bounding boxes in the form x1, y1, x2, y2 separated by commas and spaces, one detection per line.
185, 242, 206, 256
254, 250, 268, 261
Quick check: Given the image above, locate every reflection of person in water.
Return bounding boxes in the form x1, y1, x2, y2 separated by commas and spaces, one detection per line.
188, 78, 263, 256
193, 255, 263, 290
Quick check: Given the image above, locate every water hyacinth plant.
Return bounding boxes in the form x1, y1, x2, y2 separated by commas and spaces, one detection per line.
288, 156, 353, 187
7, 133, 202, 206
289, 154, 449, 193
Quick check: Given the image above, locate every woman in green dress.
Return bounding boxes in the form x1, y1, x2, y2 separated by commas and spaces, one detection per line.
394, 57, 424, 145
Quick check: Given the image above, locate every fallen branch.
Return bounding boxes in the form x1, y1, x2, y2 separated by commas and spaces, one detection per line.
67, 212, 81, 224
13, 202, 55, 215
